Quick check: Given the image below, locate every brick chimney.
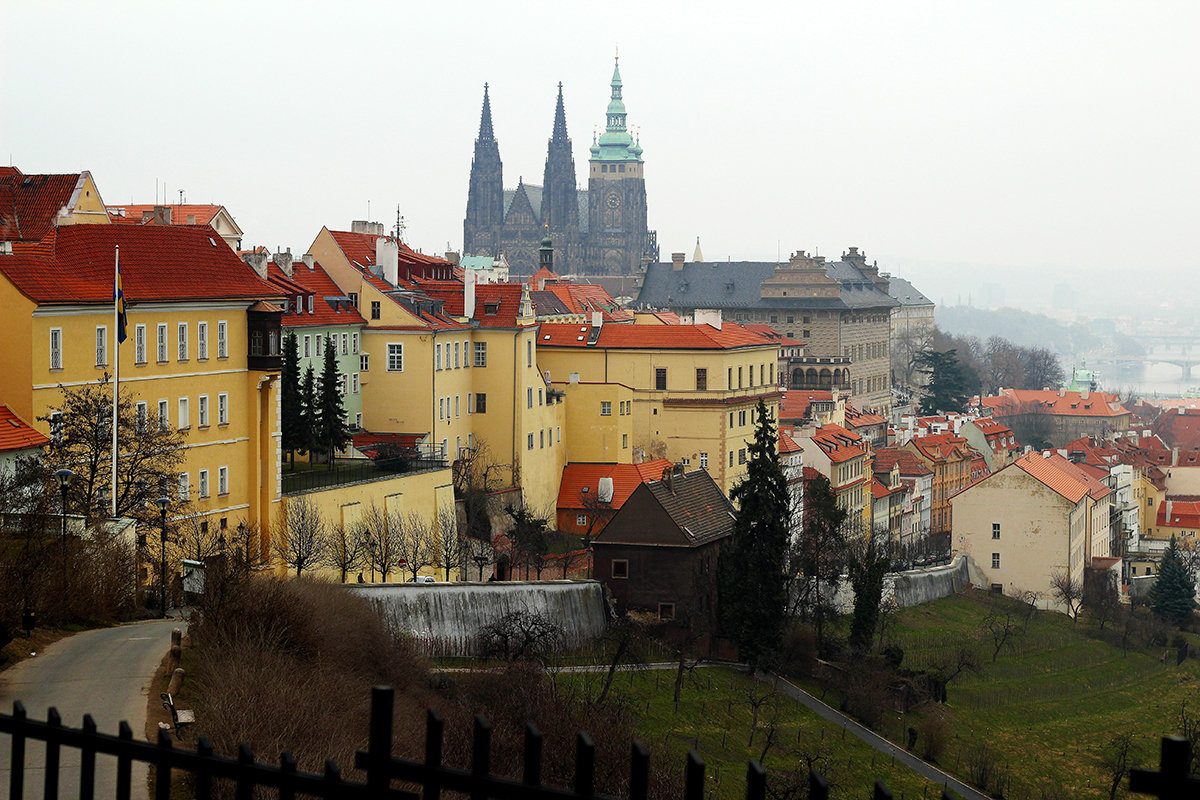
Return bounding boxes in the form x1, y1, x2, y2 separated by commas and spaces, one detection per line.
274, 247, 294, 278
672, 252, 686, 271
376, 238, 399, 287
241, 251, 268, 280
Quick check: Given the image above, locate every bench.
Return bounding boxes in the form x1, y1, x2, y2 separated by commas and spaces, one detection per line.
160, 692, 195, 740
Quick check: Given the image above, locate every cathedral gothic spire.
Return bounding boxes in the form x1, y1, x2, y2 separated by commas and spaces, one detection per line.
541, 82, 579, 239
463, 83, 504, 256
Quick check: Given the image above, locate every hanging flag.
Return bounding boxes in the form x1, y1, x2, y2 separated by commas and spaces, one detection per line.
114, 248, 127, 343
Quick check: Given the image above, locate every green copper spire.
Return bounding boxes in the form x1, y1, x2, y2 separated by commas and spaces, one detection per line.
593, 54, 641, 163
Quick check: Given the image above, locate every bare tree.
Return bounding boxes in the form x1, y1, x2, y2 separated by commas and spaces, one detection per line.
1014, 588, 1041, 631
173, 508, 223, 564
464, 534, 494, 581
357, 502, 399, 582
394, 511, 436, 582
326, 522, 366, 583
272, 495, 329, 577
578, 489, 618, 577
431, 507, 465, 581
982, 609, 1020, 662
1051, 570, 1083, 620
1100, 731, 1134, 800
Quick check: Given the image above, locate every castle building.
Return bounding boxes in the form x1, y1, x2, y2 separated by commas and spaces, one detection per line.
463, 58, 658, 277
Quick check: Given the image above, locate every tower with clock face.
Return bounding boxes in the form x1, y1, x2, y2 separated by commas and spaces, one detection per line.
587, 56, 652, 276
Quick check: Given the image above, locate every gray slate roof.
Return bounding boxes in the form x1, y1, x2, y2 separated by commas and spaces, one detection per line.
529, 290, 573, 316
644, 470, 735, 546
888, 276, 934, 308
501, 186, 590, 234
635, 259, 898, 311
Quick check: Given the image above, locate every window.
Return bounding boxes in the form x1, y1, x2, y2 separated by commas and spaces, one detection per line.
739, 410, 747, 426
600, 401, 612, 416
467, 392, 473, 414
992, 553, 1001, 569
95, 325, 108, 366
622, 434, 628, 449
474, 341, 487, 367
992, 523, 1001, 540
729, 451, 734, 467
348, 293, 357, 309
198, 322, 208, 360
178, 322, 188, 361
340, 374, 349, 395
540, 430, 545, 448
454, 394, 460, 417
218, 466, 229, 496
178, 397, 189, 429
352, 373, 360, 393
199, 469, 209, 498
217, 321, 228, 358
158, 400, 169, 430
612, 560, 628, 579
352, 333, 359, 354
217, 393, 229, 425
738, 366, 743, 388
700, 452, 709, 469
749, 365, 755, 385
738, 448, 747, 465
476, 393, 487, 413
49, 327, 63, 370
303, 335, 311, 358
315, 334, 323, 356
655, 368, 667, 390
135, 402, 147, 433
360, 354, 369, 371
453, 342, 460, 368
527, 340, 533, 368
134, 325, 147, 364
371, 301, 381, 320
463, 340, 470, 368
341, 333, 349, 355
695, 368, 707, 391
528, 433, 534, 450
803, 329, 810, 339
557, 426, 561, 442
156, 323, 168, 362
387, 343, 404, 371
178, 472, 189, 501
355, 413, 362, 429
436, 343, 443, 370
527, 387, 533, 409
438, 398, 445, 421
658, 603, 676, 621
577, 514, 588, 527
727, 367, 732, 389
198, 395, 209, 427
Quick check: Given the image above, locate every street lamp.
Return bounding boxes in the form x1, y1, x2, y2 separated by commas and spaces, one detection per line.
53, 468, 75, 594
156, 496, 170, 618
237, 522, 248, 569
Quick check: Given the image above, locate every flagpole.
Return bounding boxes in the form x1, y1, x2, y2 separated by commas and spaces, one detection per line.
112, 244, 120, 518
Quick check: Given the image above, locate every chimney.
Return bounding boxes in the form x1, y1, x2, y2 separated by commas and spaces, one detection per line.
444, 250, 461, 265
241, 251, 269, 280
302, 253, 314, 270
694, 308, 722, 330
1173, 447, 1180, 466
274, 247, 294, 277
662, 466, 673, 494
464, 269, 476, 319
152, 205, 172, 225
1166, 499, 1173, 519
376, 237, 399, 287
351, 220, 385, 236
671, 252, 686, 271
598, 477, 614, 504
591, 311, 603, 329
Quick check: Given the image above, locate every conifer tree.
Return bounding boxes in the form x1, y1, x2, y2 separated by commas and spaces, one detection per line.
719, 398, 791, 667
797, 474, 849, 652
1150, 537, 1196, 626
316, 338, 350, 469
299, 364, 317, 460
916, 349, 976, 415
281, 332, 302, 468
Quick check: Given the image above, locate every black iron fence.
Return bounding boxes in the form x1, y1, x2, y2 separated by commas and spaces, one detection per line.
283, 451, 447, 495
1, 686, 1196, 799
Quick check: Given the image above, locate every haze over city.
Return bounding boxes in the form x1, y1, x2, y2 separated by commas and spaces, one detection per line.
4, 1, 1198, 311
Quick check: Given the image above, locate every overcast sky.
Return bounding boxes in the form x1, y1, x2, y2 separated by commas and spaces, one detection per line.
4, 1, 1197, 310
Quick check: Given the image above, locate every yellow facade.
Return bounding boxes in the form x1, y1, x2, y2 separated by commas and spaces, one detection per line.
539, 337, 780, 496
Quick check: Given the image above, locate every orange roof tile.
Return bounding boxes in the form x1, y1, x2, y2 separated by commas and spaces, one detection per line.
420, 282, 528, 328
0, 405, 49, 452
557, 459, 673, 510
1013, 451, 1112, 503
269, 261, 366, 327
983, 389, 1128, 419
1, 224, 279, 304
739, 323, 806, 347
873, 447, 933, 477
779, 429, 802, 454
1157, 498, 1200, 529
107, 204, 226, 227
0, 171, 85, 242
327, 229, 453, 272
538, 322, 776, 350
546, 283, 634, 322
806, 424, 866, 463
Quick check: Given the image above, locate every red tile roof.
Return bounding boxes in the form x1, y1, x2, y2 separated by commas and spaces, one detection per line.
779, 390, 833, 422
107, 204, 226, 227
0, 171, 86, 242
871, 478, 894, 500
845, 405, 888, 428
873, 447, 933, 477
1, 224, 279, 303
1157, 498, 1200, 529
557, 459, 673, 510
327, 229, 453, 271
547, 283, 634, 322
352, 432, 426, 458
739, 324, 805, 347
538, 322, 776, 350
1152, 407, 1200, 452
1013, 451, 1112, 503
805, 424, 866, 463
420, 282, 528, 328
0, 405, 49, 452
526, 266, 562, 290
909, 433, 973, 464
982, 389, 1128, 419
269, 261, 366, 327
778, 429, 802, 454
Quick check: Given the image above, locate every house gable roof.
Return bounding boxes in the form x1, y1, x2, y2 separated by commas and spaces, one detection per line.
0, 404, 50, 452
596, 469, 734, 547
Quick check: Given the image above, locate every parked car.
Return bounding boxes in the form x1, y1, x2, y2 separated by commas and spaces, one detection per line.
406, 575, 436, 583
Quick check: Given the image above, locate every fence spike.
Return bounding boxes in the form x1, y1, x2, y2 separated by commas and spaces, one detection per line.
117, 721, 133, 800
279, 751, 297, 800
367, 686, 395, 795
471, 715, 491, 800
236, 743, 256, 800
685, 750, 705, 800
524, 723, 544, 786
155, 726, 173, 800
80, 715, 97, 800
809, 769, 829, 800
874, 780, 894, 800
575, 731, 595, 797
195, 737, 214, 800
630, 742, 650, 800
424, 708, 445, 800
44, 706, 61, 800
746, 760, 766, 800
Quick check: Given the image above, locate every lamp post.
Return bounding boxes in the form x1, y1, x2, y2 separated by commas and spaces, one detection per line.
53, 468, 75, 596
237, 522, 248, 570
156, 497, 170, 618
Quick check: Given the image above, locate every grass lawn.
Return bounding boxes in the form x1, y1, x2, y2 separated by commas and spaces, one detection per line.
559, 666, 948, 799
880, 590, 1200, 800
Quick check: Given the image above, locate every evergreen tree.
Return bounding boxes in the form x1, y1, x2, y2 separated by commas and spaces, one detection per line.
797, 474, 848, 653
848, 534, 891, 653
916, 348, 976, 415
1149, 537, 1196, 626
719, 398, 791, 667
299, 364, 317, 459
281, 332, 302, 468
315, 337, 350, 468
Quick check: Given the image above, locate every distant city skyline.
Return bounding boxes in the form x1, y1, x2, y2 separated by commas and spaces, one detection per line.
4, 1, 1197, 309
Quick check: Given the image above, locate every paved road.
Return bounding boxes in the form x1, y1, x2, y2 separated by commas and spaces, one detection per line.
762, 672, 990, 800
0, 616, 184, 800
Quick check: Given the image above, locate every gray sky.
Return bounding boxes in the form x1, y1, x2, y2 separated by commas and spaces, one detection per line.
4, 1, 1197, 309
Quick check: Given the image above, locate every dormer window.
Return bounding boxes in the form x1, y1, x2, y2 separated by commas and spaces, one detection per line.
484, 302, 500, 315
308, 295, 314, 313
295, 295, 303, 314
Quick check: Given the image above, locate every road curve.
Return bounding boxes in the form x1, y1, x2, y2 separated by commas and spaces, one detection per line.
0, 616, 184, 800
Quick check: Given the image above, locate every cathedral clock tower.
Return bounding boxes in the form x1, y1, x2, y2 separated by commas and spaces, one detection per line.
587, 56, 650, 275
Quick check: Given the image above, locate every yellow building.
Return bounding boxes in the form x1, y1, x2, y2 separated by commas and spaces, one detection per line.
795, 424, 872, 536
0, 222, 284, 557
307, 225, 567, 513
536, 321, 781, 496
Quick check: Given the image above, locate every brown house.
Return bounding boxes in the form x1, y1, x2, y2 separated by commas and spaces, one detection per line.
593, 467, 734, 628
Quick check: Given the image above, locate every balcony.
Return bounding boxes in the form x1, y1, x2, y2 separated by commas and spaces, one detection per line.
282, 445, 448, 495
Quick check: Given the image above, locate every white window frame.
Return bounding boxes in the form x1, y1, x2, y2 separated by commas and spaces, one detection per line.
49, 327, 63, 370
352, 333, 359, 354
158, 399, 169, 431
157, 324, 168, 362
178, 397, 189, 429
455, 395, 460, 417
387, 343, 403, 372
217, 320, 228, 358
198, 469, 209, 498
303, 335, 311, 358
217, 393, 229, 425
360, 353, 369, 371
178, 471, 189, 501
134, 324, 147, 364
315, 334, 323, 356
341, 333, 349, 355
577, 514, 587, 527
436, 343, 443, 370
463, 340, 470, 368
352, 373, 360, 393
95, 325, 107, 367
600, 401, 612, 416
474, 341, 487, 367
198, 394, 209, 427
197, 321, 208, 360
453, 341, 460, 368
467, 392, 473, 414
218, 465, 229, 496
177, 322, 188, 361
135, 401, 147, 433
